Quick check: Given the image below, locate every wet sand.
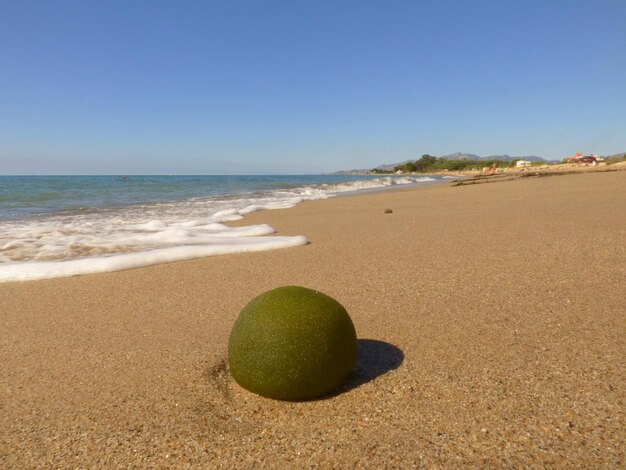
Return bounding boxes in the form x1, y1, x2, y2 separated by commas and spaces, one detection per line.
1, 170, 624, 467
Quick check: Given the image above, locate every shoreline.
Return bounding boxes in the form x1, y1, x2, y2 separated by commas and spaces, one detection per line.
0, 174, 448, 283
1, 169, 624, 467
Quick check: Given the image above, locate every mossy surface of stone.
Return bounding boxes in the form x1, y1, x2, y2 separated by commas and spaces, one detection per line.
228, 286, 357, 401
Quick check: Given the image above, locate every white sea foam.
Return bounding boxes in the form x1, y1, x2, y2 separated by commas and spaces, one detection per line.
305, 176, 436, 194
0, 175, 439, 282
0, 235, 308, 282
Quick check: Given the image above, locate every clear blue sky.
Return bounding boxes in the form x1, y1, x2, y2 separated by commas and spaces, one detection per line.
1, 0, 625, 174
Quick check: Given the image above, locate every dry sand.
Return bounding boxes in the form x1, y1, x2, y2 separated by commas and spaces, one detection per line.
1, 170, 624, 467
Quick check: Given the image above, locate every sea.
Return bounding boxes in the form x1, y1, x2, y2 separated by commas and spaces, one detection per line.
0, 174, 449, 282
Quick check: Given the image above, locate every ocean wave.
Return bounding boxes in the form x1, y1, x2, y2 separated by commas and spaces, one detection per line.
0, 174, 440, 281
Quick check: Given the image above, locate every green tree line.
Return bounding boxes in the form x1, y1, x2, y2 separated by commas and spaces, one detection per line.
381, 155, 519, 173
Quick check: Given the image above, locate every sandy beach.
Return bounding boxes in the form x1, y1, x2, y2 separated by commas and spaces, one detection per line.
1, 169, 624, 467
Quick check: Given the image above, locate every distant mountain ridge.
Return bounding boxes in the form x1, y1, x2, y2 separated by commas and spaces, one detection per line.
608, 152, 626, 159
334, 151, 624, 175
441, 152, 547, 162
373, 153, 553, 172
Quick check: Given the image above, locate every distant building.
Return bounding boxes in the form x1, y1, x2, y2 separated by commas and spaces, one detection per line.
516, 160, 532, 168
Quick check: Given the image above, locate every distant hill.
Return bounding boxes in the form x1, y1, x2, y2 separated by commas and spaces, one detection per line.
607, 152, 626, 159
371, 153, 554, 172
441, 152, 548, 163
373, 160, 415, 172
333, 151, 624, 174
333, 152, 566, 174
440, 152, 481, 161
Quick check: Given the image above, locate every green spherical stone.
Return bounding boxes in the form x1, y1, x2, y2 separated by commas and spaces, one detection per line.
228, 286, 357, 401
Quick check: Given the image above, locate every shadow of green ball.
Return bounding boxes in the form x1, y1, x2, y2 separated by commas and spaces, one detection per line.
228, 286, 357, 401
